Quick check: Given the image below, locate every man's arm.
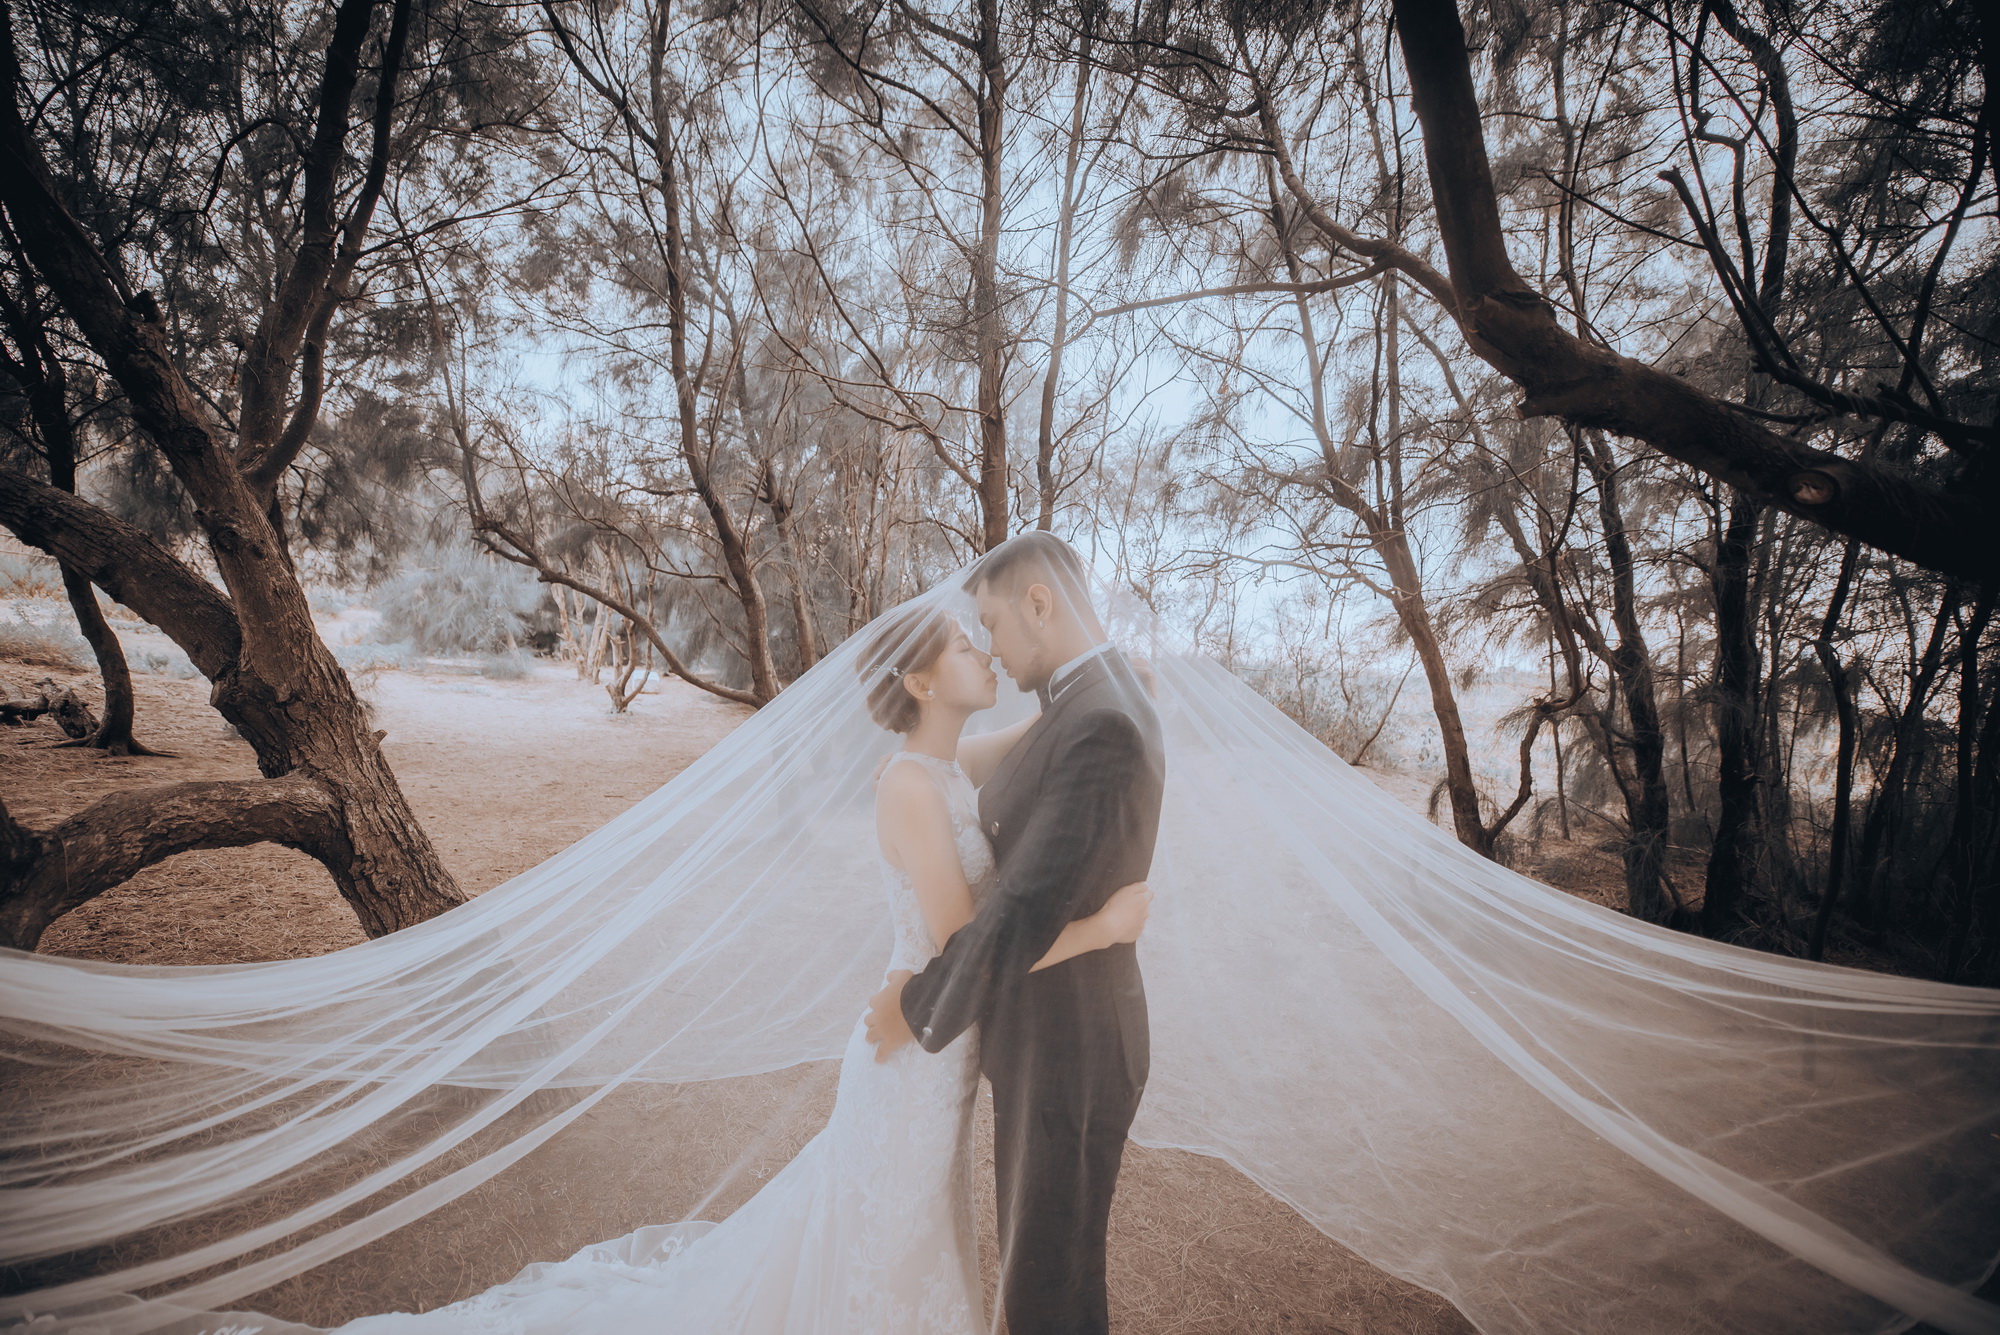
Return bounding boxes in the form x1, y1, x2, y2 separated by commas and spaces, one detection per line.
896, 708, 1146, 1053
957, 712, 1040, 788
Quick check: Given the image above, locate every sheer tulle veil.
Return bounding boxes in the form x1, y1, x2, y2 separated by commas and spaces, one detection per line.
2, 538, 1997, 1335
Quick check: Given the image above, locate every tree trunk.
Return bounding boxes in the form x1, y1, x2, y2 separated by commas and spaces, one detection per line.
777, 496, 820, 676
1941, 588, 1994, 977
972, 0, 1009, 552
0, 260, 161, 754
1541, 32, 1675, 921
46, 397, 160, 757
1383, 538, 1494, 856
1964, 669, 2000, 982
1702, 491, 1764, 936
1035, 24, 1090, 532
1578, 433, 1676, 922
1852, 584, 1954, 928
0, 777, 343, 949
1265, 170, 1493, 856
759, 459, 820, 675
642, 11, 778, 700
52, 563, 157, 756
1807, 541, 1861, 959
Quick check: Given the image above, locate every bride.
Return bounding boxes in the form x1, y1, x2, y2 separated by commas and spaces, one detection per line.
338, 603, 1154, 1334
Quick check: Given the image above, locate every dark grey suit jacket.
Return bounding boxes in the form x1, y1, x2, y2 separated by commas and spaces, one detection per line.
899, 648, 1164, 1095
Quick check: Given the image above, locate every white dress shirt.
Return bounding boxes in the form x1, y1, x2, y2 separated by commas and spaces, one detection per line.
1046, 640, 1114, 702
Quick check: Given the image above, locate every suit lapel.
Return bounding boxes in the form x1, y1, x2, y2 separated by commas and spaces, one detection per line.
979, 708, 1051, 842
977, 654, 1119, 852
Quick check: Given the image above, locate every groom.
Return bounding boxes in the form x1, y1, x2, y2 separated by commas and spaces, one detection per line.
866, 531, 1164, 1335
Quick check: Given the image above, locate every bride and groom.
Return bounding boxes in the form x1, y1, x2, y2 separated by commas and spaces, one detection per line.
347, 531, 1163, 1335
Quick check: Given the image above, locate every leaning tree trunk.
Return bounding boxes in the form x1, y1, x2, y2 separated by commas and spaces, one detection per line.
1351, 0, 2000, 586
640, 11, 779, 701
46, 402, 160, 756
1379, 536, 1495, 857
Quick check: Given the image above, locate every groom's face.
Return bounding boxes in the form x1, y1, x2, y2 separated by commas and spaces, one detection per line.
973, 584, 1050, 693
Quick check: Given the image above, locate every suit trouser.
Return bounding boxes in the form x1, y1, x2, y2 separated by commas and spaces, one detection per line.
989, 1066, 1143, 1335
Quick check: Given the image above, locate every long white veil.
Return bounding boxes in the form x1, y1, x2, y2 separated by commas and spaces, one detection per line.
2, 547, 1997, 1335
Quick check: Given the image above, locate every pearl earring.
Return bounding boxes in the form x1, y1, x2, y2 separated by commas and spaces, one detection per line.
925, 689, 935, 698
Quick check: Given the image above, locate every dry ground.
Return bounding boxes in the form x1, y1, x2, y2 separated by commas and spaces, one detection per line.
4, 647, 1476, 1334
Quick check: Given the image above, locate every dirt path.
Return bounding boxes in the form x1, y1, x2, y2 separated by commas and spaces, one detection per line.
4, 649, 1474, 1334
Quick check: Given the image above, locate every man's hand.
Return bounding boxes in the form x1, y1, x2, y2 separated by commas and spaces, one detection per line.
865, 970, 916, 1063
1129, 654, 1159, 700
1095, 880, 1153, 945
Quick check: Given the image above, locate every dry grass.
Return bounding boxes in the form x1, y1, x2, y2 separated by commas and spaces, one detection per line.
6, 650, 1476, 1332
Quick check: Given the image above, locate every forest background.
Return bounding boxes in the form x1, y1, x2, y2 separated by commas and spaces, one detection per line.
0, 0, 1995, 989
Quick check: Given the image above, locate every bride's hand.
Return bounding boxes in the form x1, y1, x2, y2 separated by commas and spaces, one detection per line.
865, 971, 916, 1062
1094, 881, 1153, 946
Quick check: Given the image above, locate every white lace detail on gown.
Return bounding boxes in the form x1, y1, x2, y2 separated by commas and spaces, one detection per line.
336, 751, 992, 1335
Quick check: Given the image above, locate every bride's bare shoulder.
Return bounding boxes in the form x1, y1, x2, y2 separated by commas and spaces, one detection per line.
874, 757, 949, 817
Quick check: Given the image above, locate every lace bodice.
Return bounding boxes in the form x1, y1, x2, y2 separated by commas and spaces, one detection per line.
879, 752, 996, 975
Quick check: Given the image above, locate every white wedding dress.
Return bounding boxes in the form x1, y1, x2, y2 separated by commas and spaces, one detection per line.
340, 751, 991, 1335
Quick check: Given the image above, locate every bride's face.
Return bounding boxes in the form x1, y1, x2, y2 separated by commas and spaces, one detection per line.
913, 628, 998, 716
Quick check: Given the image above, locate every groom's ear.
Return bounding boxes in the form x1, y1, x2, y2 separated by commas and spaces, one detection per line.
1025, 582, 1055, 625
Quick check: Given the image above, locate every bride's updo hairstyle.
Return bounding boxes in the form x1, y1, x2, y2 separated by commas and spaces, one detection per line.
855, 604, 957, 733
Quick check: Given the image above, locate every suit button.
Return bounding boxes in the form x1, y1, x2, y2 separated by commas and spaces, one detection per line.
988, 821, 1000, 836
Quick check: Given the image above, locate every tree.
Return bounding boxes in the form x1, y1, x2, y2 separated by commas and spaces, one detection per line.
1380, 0, 1996, 586
0, 0, 549, 947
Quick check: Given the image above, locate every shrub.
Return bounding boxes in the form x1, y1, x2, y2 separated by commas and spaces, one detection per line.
0, 618, 91, 671
477, 649, 533, 680
334, 642, 419, 672
0, 552, 64, 600
307, 585, 355, 616
133, 646, 201, 679
369, 544, 546, 655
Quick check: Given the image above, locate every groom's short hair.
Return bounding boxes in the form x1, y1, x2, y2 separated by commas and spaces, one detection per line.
962, 532, 1093, 612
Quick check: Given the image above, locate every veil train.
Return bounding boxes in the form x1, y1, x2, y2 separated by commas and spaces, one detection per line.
2, 549, 1996, 1335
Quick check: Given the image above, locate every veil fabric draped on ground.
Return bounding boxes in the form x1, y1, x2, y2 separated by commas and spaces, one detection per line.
2, 554, 1997, 1335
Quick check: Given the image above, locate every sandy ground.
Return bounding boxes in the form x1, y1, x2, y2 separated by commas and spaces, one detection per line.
12, 651, 755, 965
4, 642, 1475, 1333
